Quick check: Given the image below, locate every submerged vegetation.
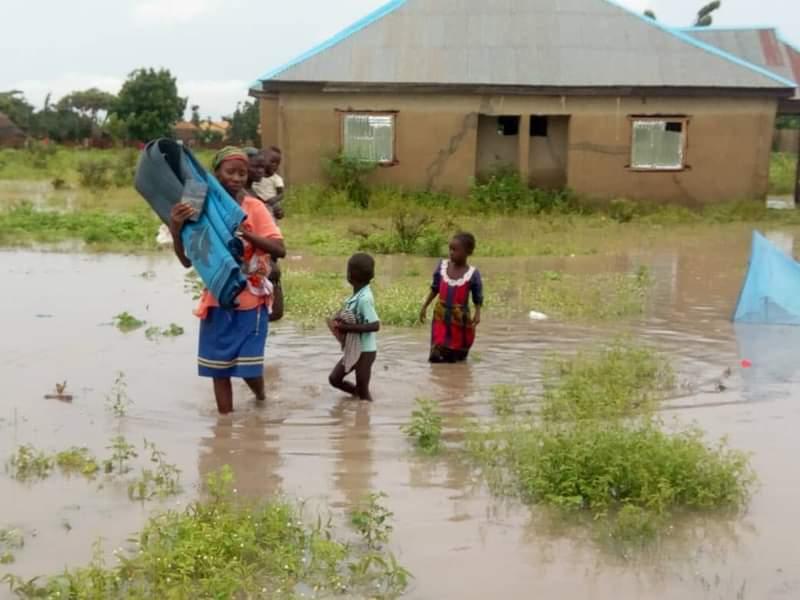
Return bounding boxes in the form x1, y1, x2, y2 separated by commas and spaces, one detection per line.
3, 467, 409, 599
464, 341, 754, 554
401, 398, 444, 455
282, 266, 652, 328
5, 437, 182, 503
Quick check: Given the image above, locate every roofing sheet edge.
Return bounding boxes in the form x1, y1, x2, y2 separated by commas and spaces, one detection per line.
600, 0, 797, 88
249, 0, 407, 90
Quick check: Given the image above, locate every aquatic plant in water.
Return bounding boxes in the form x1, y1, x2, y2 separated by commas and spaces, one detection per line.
3, 467, 410, 599
350, 492, 395, 551
106, 371, 132, 417
0, 528, 24, 565
401, 398, 444, 455
113, 312, 145, 333
464, 341, 754, 554
128, 440, 182, 501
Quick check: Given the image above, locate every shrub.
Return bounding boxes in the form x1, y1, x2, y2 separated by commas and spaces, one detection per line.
77, 157, 113, 190
323, 153, 377, 208
401, 398, 444, 454
111, 148, 139, 187
464, 342, 754, 553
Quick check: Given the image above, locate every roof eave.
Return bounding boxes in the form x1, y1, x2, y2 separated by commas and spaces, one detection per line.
253, 81, 795, 99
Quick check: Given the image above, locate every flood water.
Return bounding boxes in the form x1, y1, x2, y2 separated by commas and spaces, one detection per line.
3, 227, 800, 599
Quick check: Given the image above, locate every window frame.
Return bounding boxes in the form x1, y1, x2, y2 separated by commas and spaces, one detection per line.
337, 110, 398, 166
627, 115, 690, 172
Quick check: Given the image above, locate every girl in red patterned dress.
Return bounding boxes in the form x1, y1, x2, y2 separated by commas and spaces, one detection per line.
419, 233, 483, 363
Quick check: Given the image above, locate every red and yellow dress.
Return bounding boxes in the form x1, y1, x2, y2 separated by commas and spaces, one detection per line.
429, 259, 484, 363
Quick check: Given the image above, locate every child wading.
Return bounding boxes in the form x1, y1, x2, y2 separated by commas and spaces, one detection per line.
328, 253, 380, 401
170, 146, 286, 414
420, 233, 483, 363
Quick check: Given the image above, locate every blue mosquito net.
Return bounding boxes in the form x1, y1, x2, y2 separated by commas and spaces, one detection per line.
733, 231, 800, 325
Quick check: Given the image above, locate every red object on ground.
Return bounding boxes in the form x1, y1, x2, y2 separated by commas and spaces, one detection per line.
741, 359, 753, 369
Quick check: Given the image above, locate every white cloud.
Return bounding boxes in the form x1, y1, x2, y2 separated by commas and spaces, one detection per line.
131, 0, 224, 25
9, 74, 124, 110
179, 79, 251, 119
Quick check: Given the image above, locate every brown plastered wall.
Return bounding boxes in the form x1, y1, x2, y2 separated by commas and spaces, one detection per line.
260, 92, 778, 203
259, 96, 280, 149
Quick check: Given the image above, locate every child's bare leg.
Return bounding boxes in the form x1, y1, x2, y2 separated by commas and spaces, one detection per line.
244, 377, 266, 401
329, 361, 357, 396
269, 284, 284, 322
213, 378, 234, 414
354, 352, 376, 401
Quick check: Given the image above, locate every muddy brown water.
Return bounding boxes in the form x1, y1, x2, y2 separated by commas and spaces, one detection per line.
2, 228, 800, 599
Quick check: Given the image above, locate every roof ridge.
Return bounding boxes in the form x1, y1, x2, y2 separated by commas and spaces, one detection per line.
600, 0, 796, 88
250, 0, 407, 89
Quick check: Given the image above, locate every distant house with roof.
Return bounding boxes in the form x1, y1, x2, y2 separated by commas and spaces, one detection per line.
250, 0, 796, 204
681, 27, 800, 157
0, 112, 25, 148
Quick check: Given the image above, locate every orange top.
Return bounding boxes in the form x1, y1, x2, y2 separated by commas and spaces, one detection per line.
194, 195, 283, 319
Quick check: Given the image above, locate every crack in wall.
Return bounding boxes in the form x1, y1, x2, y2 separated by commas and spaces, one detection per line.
425, 113, 478, 189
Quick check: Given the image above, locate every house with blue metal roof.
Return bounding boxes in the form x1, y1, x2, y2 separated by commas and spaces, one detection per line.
250, 0, 796, 203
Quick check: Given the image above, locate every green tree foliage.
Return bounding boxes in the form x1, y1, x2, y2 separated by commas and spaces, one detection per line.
777, 116, 800, 130
190, 104, 201, 127
695, 1, 721, 26
643, 1, 722, 26
225, 100, 259, 146
56, 88, 116, 126
112, 68, 187, 142
0, 91, 35, 131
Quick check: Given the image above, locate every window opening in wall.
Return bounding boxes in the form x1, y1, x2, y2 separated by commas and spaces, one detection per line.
530, 116, 549, 137
630, 118, 687, 170
342, 113, 395, 163
496, 116, 520, 136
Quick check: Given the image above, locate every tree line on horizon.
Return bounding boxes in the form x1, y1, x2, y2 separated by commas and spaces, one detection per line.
0, 68, 259, 147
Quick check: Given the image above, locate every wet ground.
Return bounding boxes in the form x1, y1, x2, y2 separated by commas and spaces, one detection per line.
2, 228, 800, 599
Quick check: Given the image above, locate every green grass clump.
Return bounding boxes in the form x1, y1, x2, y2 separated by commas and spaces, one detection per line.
113, 312, 145, 332
401, 398, 444, 455
541, 342, 674, 422
465, 341, 753, 554
0, 528, 24, 565
769, 152, 796, 195
0, 202, 159, 250
281, 269, 423, 329
54, 447, 100, 477
3, 467, 409, 599
6, 445, 54, 482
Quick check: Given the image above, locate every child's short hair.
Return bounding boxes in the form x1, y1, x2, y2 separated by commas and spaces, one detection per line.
453, 232, 476, 255
348, 253, 375, 284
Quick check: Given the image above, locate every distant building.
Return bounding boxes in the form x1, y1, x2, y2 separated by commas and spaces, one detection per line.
172, 120, 231, 147
0, 112, 25, 148
250, 0, 796, 204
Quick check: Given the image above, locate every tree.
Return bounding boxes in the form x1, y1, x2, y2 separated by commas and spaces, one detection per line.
0, 91, 35, 131
112, 68, 187, 142
190, 104, 201, 127
224, 100, 260, 146
643, 1, 722, 27
694, 1, 721, 27
57, 88, 116, 126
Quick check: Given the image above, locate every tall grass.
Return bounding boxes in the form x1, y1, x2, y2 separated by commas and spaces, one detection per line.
769, 152, 797, 195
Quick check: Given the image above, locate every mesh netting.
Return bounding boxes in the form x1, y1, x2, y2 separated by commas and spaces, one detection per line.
733, 231, 800, 325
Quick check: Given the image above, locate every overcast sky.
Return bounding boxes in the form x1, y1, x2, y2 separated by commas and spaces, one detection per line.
2, 0, 798, 119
